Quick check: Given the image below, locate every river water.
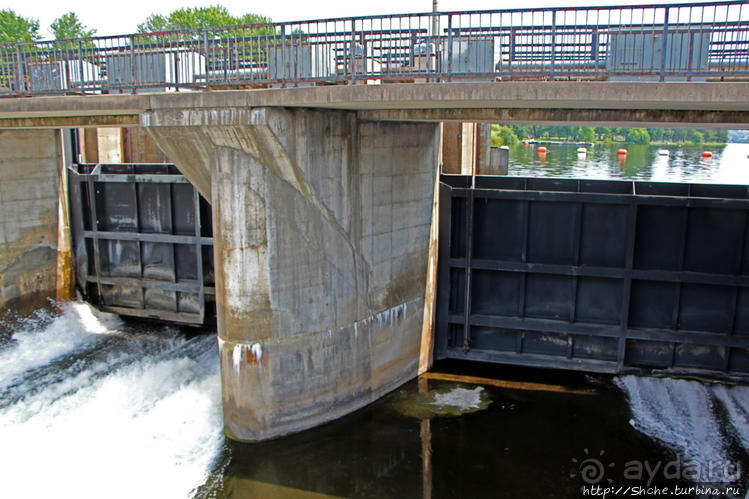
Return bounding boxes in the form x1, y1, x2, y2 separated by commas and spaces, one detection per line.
2, 145, 749, 498
2, 303, 748, 498
508, 142, 749, 185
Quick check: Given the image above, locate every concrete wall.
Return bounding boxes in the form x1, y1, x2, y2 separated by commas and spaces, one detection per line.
144, 107, 439, 441
96, 127, 123, 163
0, 130, 64, 317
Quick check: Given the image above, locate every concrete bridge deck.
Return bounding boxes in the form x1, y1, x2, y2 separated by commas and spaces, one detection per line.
1, 81, 749, 129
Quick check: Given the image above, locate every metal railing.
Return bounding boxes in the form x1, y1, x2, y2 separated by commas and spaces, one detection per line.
1, 1, 748, 96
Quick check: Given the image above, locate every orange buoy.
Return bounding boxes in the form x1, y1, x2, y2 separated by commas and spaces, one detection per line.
617, 148, 628, 156
702, 151, 713, 158
537, 146, 548, 153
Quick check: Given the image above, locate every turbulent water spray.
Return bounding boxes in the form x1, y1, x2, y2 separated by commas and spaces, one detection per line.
615, 375, 749, 484
0, 302, 224, 499
711, 384, 749, 452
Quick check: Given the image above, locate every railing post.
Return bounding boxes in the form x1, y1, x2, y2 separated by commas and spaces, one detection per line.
203, 32, 209, 86
129, 36, 136, 93
431, 12, 440, 79
15, 46, 23, 94
592, 27, 599, 79
281, 24, 287, 86
550, 10, 557, 80
78, 40, 85, 93
350, 23, 356, 84
660, 6, 670, 81
446, 14, 453, 81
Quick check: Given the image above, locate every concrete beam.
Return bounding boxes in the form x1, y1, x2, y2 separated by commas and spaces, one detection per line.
0, 81, 748, 128
357, 108, 749, 128
145, 81, 749, 113
145, 107, 439, 441
0, 93, 149, 119
0, 115, 140, 129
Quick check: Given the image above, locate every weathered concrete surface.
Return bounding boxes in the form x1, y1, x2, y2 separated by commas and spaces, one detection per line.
2, 82, 749, 128
96, 127, 122, 163
0, 130, 64, 316
358, 107, 749, 128
122, 127, 169, 163
144, 107, 438, 440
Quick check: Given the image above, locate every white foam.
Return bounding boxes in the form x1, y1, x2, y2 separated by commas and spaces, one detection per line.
431, 387, 484, 411
711, 384, 749, 452
0, 304, 223, 499
0, 338, 223, 499
615, 376, 731, 474
0, 302, 121, 389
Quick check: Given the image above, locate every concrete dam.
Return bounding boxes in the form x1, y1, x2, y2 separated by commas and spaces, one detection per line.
2, 1, 749, 443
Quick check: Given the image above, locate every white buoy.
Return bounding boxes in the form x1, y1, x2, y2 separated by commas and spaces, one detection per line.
657, 149, 669, 156
577, 147, 587, 154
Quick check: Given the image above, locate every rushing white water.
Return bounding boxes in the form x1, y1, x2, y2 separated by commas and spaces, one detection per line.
712, 384, 749, 452
0, 302, 122, 388
616, 375, 749, 485
0, 302, 224, 499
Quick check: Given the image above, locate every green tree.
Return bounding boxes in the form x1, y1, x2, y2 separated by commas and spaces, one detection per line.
510, 125, 532, 140
491, 125, 519, 146
688, 129, 704, 144
625, 128, 650, 144
50, 12, 95, 40
579, 127, 595, 142
594, 127, 612, 141
137, 5, 271, 35
135, 4, 276, 71
0, 9, 39, 43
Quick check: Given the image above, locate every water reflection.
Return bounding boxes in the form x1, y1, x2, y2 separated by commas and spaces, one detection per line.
201, 363, 749, 498
508, 143, 749, 184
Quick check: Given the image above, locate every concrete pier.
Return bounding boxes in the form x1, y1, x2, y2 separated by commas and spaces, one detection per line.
0, 130, 67, 317
144, 108, 439, 440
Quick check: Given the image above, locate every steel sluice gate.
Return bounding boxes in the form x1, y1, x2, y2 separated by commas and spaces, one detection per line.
68, 163, 215, 325
435, 175, 749, 380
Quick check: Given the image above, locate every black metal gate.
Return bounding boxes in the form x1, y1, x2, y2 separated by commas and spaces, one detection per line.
68, 163, 214, 325
436, 175, 749, 379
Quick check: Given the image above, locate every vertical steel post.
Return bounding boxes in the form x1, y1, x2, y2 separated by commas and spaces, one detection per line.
15, 46, 23, 94
281, 24, 287, 85
78, 40, 85, 93
446, 14, 453, 81
87, 165, 105, 302
462, 187, 474, 354
129, 36, 136, 93
550, 10, 557, 79
350, 22, 357, 84
194, 187, 205, 323
660, 6, 670, 81
204, 32, 209, 86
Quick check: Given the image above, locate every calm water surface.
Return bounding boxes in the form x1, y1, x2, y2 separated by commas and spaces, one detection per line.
3, 147, 749, 498
508, 142, 749, 184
